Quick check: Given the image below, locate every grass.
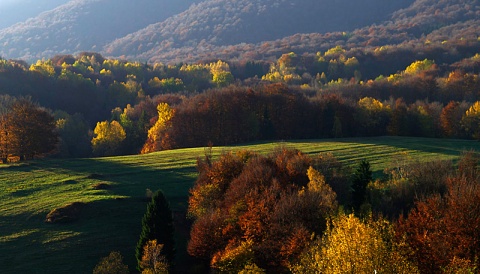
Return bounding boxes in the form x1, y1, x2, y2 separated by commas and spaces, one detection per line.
1, 136, 480, 273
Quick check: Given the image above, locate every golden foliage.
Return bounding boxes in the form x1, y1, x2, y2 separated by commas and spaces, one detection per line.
140, 240, 169, 274
358, 97, 385, 111
142, 103, 174, 153
93, 251, 129, 274
211, 240, 255, 273
91, 120, 126, 156
465, 101, 480, 117
292, 214, 418, 274
404, 59, 435, 75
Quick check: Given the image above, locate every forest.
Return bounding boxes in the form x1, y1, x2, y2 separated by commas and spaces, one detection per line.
1, 1, 480, 270
0, 34, 480, 272
1, 35, 480, 160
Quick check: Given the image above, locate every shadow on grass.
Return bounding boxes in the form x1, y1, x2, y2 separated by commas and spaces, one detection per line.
336, 136, 480, 157
1, 156, 199, 274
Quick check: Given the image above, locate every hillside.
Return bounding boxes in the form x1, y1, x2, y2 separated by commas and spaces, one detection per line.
104, 0, 413, 60
1, 0, 478, 64
118, 0, 480, 63
1, 137, 480, 273
0, 0, 198, 60
0, 0, 70, 29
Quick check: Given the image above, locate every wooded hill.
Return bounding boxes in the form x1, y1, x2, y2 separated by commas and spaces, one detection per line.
0, 0, 199, 60
0, 0, 70, 29
0, 30, 479, 158
0, 0, 480, 63
104, 0, 412, 62
3, 0, 478, 63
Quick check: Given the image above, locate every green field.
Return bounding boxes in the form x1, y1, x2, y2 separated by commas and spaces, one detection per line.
1, 136, 479, 273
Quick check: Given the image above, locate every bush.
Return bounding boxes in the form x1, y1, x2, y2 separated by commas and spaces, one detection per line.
45, 202, 86, 224
93, 251, 129, 274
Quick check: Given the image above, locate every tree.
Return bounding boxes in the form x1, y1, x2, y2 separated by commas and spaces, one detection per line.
396, 174, 480, 273
292, 214, 418, 274
91, 120, 126, 156
141, 103, 174, 153
136, 190, 175, 272
356, 97, 390, 136
0, 99, 58, 161
188, 150, 339, 272
207, 60, 234, 87
140, 240, 169, 274
93, 251, 129, 274
461, 101, 480, 139
351, 159, 372, 213
55, 112, 91, 158
440, 101, 467, 138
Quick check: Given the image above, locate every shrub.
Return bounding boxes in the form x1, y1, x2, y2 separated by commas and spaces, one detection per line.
45, 202, 86, 224
93, 251, 129, 274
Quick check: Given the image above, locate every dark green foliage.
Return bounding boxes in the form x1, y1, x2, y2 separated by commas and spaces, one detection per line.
136, 190, 175, 271
351, 159, 372, 213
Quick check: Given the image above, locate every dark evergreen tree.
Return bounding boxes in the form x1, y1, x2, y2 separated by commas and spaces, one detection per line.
351, 159, 372, 213
135, 190, 175, 271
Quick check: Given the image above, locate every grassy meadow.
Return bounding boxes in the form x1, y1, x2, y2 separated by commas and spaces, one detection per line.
1, 136, 480, 273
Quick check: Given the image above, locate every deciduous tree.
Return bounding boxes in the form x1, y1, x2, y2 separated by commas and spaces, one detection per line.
292, 214, 418, 274
93, 251, 129, 274
0, 99, 58, 161
91, 120, 126, 156
140, 240, 169, 274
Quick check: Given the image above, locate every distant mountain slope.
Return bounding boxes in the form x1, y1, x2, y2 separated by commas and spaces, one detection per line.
0, 0, 198, 60
1, 0, 478, 64
104, 0, 414, 60
114, 0, 478, 64
0, 0, 70, 29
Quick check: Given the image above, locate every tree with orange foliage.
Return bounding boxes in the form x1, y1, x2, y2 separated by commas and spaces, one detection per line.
0, 98, 58, 161
396, 171, 480, 273
187, 149, 339, 272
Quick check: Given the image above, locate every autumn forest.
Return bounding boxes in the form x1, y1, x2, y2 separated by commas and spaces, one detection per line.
2, 0, 480, 273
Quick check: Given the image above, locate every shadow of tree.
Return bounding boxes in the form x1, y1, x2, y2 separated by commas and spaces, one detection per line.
0, 155, 199, 273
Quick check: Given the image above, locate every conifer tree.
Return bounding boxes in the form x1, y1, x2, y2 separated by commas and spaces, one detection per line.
136, 190, 175, 271
351, 159, 372, 213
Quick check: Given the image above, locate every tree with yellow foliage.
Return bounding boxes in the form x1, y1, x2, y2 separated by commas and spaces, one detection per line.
404, 59, 435, 75
291, 214, 418, 274
93, 251, 129, 274
262, 53, 301, 84
29, 59, 56, 77
461, 101, 480, 139
140, 240, 169, 274
141, 103, 174, 153
206, 60, 234, 87
91, 120, 126, 156
357, 97, 390, 136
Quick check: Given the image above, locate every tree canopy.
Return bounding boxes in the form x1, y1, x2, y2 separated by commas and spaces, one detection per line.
0, 98, 58, 161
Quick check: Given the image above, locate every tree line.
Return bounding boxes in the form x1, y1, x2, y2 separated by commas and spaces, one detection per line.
0, 45, 479, 159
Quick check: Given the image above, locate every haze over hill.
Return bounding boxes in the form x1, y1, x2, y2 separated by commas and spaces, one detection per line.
0, 0, 198, 60
104, 0, 413, 58
0, 0, 70, 29
0, 0, 478, 63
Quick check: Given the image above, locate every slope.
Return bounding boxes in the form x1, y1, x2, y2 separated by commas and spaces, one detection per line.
104, 0, 413, 61
0, 0, 70, 29
106, 0, 479, 64
0, 0, 198, 60
1, 136, 480, 273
